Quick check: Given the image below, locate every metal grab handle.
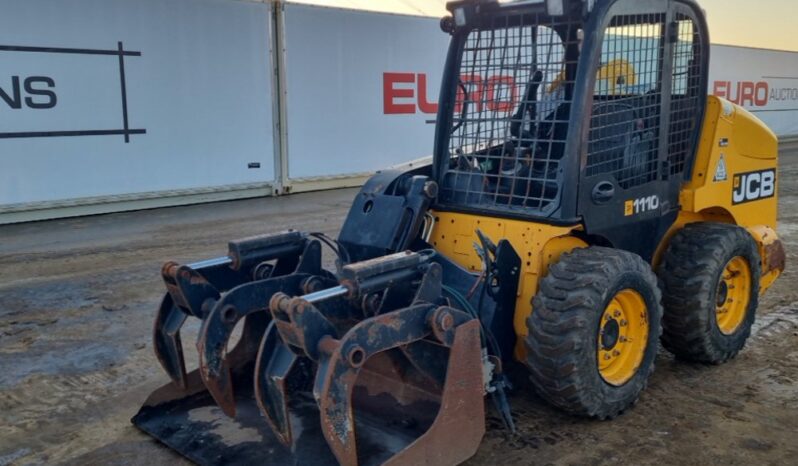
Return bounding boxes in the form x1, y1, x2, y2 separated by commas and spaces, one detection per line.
592, 180, 616, 204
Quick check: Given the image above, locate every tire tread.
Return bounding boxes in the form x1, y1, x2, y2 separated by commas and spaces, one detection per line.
658, 222, 761, 364
525, 247, 663, 419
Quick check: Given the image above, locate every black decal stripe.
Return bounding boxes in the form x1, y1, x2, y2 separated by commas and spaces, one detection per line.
118, 42, 131, 143
0, 44, 141, 57
0, 129, 146, 139
0, 42, 145, 142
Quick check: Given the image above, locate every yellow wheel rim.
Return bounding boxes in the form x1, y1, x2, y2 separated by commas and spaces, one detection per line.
715, 256, 751, 335
598, 289, 649, 386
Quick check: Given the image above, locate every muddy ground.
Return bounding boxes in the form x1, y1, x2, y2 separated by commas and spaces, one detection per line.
1, 154, 796, 466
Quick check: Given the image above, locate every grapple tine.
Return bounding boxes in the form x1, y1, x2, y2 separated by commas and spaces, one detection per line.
154, 261, 222, 390
198, 337, 236, 417
384, 320, 485, 466
152, 294, 189, 389
314, 304, 469, 466
197, 274, 310, 417
254, 321, 300, 447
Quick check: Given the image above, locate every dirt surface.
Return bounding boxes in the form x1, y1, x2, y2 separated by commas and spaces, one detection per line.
1, 155, 796, 466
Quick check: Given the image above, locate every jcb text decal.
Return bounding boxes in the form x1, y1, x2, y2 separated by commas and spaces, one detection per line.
732, 169, 776, 205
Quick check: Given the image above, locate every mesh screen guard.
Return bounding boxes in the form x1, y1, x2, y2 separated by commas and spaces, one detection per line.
668, 13, 704, 176
435, 6, 705, 219
438, 12, 583, 215
585, 14, 666, 190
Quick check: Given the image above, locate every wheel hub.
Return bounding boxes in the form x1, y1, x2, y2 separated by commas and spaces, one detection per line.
715, 280, 728, 308
715, 256, 751, 335
600, 319, 620, 350
597, 289, 649, 387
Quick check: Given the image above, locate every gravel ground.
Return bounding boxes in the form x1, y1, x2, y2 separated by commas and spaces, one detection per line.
1, 154, 796, 466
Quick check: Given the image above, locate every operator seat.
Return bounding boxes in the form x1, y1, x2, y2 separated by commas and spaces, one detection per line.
587, 101, 656, 188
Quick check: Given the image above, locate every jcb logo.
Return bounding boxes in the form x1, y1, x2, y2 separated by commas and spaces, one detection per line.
732, 169, 776, 205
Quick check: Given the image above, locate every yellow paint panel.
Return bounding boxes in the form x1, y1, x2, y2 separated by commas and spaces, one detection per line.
428, 210, 585, 360
682, 96, 779, 229
660, 96, 782, 294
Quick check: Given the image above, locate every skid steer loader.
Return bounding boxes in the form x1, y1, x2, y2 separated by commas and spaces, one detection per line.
132, 0, 786, 464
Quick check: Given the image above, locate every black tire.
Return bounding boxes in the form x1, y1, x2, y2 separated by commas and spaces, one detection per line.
525, 247, 663, 419
658, 223, 761, 364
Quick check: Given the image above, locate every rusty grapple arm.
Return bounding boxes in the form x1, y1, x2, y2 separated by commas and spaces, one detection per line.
152, 230, 329, 391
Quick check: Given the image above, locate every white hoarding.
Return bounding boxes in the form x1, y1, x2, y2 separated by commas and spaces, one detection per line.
0, 0, 275, 208
282, 5, 797, 182
3, 2, 796, 223
709, 45, 798, 137
283, 4, 449, 179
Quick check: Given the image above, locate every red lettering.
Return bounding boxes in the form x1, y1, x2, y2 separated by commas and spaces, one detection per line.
485, 75, 517, 113
455, 74, 484, 113
712, 80, 769, 107
384, 72, 520, 116
713, 80, 728, 99
383, 72, 416, 114
416, 73, 439, 114
755, 81, 769, 107
740, 81, 755, 107
730, 82, 741, 104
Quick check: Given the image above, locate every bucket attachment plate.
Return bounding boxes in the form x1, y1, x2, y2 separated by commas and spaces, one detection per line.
133, 370, 451, 466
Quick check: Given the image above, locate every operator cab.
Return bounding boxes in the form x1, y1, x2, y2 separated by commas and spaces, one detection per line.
434, 0, 708, 256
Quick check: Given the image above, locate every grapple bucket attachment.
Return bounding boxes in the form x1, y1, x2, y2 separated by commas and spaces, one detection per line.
150, 231, 311, 391
133, 244, 489, 465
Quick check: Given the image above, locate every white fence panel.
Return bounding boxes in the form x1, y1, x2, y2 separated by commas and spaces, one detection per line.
281, 6, 797, 184
3, 2, 797, 224
0, 0, 276, 209
709, 45, 798, 137
282, 4, 449, 179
